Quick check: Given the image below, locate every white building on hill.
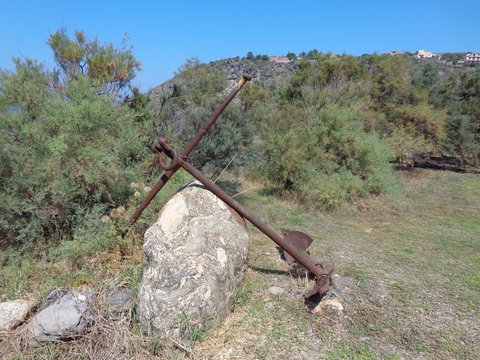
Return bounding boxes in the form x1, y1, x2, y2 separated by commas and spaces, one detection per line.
417, 49, 435, 58
465, 53, 480, 62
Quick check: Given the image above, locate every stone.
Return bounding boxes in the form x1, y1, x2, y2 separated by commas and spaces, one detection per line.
0, 299, 35, 330
29, 288, 94, 346
332, 274, 357, 294
315, 274, 355, 303
108, 288, 134, 313
138, 182, 250, 339
267, 286, 286, 295
311, 298, 344, 315
329, 286, 353, 302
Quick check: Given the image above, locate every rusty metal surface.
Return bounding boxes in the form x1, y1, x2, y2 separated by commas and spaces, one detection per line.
303, 268, 334, 299
129, 75, 251, 223
282, 229, 313, 265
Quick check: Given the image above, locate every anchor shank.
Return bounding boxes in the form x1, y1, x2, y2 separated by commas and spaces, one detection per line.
130, 75, 251, 223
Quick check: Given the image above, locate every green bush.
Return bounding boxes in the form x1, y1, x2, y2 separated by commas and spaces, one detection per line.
262, 105, 396, 209
151, 60, 254, 176
0, 64, 149, 245
387, 103, 446, 142
386, 128, 432, 166
444, 115, 480, 165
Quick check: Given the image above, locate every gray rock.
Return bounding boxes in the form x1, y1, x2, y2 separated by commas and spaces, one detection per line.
108, 288, 133, 313
320, 274, 356, 302
327, 287, 353, 302
332, 274, 357, 292
0, 299, 35, 330
267, 286, 286, 295
138, 182, 250, 339
211, 58, 295, 87
29, 288, 94, 346
149, 58, 295, 107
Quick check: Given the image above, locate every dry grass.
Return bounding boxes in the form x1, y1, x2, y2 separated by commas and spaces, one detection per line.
1, 168, 479, 359
0, 278, 195, 360
193, 169, 480, 359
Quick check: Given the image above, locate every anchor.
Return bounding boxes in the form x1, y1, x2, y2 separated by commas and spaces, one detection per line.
131, 75, 334, 300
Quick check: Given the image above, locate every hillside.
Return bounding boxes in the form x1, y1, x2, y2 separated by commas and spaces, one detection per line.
149, 57, 296, 104
150, 52, 478, 101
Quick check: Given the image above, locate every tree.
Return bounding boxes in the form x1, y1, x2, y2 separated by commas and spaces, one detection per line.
307, 49, 319, 59
287, 52, 297, 61
246, 51, 254, 60
261, 105, 395, 209
0, 31, 149, 245
444, 115, 480, 165
433, 68, 480, 164
412, 63, 439, 90
48, 28, 141, 98
151, 61, 254, 175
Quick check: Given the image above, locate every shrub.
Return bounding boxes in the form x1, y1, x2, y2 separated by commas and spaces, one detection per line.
151, 61, 254, 176
0, 68, 149, 245
387, 103, 446, 142
444, 115, 480, 165
387, 128, 432, 166
261, 105, 396, 209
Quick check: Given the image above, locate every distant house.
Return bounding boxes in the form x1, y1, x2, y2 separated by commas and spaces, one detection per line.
465, 53, 480, 62
417, 49, 435, 58
269, 56, 291, 63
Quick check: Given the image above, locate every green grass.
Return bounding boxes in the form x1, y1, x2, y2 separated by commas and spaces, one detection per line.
326, 344, 390, 360
1, 169, 479, 359
193, 169, 480, 359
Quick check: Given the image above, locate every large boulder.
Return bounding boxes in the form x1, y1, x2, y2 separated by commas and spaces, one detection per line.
138, 182, 250, 339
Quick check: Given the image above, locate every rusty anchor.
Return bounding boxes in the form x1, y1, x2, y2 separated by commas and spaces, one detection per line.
131, 75, 334, 300
282, 229, 314, 265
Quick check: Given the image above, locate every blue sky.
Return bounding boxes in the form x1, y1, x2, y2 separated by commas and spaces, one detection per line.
1, 0, 478, 91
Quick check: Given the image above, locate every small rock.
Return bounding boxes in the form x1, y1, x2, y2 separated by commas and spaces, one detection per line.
29, 288, 94, 346
311, 298, 344, 315
108, 288, 133, 313
288, 289, 301, 299
0, 300, 35, 330
100, 215, 111, 223
332, 274, 357, 292
267, 286, 286, 295
328, 286, 353, 302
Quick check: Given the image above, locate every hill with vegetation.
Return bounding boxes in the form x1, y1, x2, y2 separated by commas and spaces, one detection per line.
148, 51, 480, 208
0, 30, 479, 358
